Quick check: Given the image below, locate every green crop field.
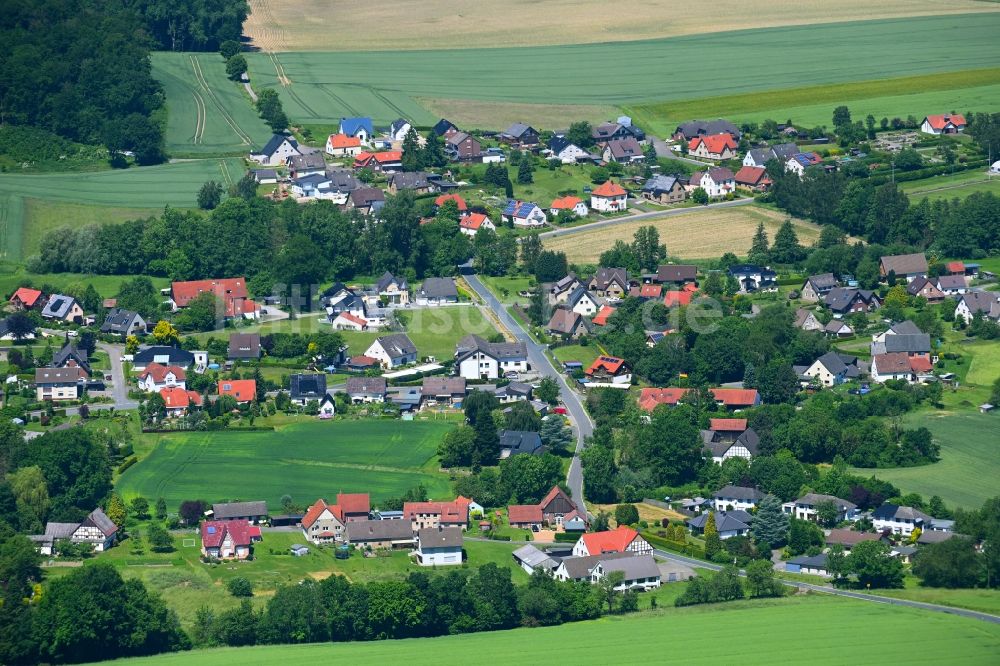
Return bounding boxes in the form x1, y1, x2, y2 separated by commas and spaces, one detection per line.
852, 411, 1000, 509
627, 68, 1000, 136
246, 15, 1000, 128
103, 595, 1000, 665
0, 159, 243, 262
151, 53, 272, 156
901, 169, 1000, 202
116, 420, 456, 507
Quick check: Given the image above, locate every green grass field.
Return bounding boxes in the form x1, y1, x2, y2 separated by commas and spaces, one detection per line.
627, 68, 1000, 135
852, 411, 1000, 509
151, 53, 272, 156
246, 15, 1000, 127
116, 420, 456, 507
0, 269, 170, 301
901, 169, 1000, 202
879, 577, 1000, 615
0, 159, 243, 262
103, 594, 1000, 665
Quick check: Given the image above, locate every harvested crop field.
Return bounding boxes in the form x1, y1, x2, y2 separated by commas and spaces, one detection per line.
243, 0, 996, 52
544, 205, 824, 263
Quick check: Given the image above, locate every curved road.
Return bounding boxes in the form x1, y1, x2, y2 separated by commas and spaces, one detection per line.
539, 198, 752, 240
464, 274, 593, 516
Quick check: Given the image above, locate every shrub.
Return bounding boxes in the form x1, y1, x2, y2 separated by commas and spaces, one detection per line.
226, 577, 253, 597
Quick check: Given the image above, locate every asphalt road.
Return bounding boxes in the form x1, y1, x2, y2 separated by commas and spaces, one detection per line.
538, 197, 752, 240
651, 548, 1000, 624
98, 342, 139, 409
464, 274, 593, 516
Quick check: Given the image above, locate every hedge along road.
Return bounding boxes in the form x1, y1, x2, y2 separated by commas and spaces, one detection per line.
463, 273, 593, 516
245, 14, 1000, 125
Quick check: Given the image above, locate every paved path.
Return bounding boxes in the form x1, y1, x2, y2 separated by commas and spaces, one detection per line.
650, 136, 715, 167
243, 81, 258, 103
98, 342, 139, 409
539, 198, 753, 240
464, 274, 593, 516
650, 548, 1000, 624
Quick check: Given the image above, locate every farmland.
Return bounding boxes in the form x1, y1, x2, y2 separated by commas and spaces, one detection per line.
115, 419, 456, 507
901, 169, 1000, 202
852, 411, 1000, 510
105, 595, 1000, 665
150, 53, 272, 156
0, 159, 242, 262
245, 14, 1000, 127
242, 0, 995, 52
543, 205, 823, 264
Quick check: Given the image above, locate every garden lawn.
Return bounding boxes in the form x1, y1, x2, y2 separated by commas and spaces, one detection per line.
115, 419, 456, 508
103, 594, 1000, 665
245, 15, 1000, 127
479, 275, 535, 305
551, 344, 601, 369
851, 411, 1000, 510
901, 169, 1000, 202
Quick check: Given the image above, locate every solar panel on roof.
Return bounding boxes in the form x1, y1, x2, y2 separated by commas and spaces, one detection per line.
207, 526, 216, 534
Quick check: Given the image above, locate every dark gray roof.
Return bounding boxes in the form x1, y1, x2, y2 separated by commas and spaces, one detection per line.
323, 168, 361, 191
389, 172, 432, 190
502, 123, 536, 138
288, 153, 325, 170
887, 320, 922, 335
349, 187, 385, 208
512, 544, 559, 571
642, 174, 681, 195
260, 134, 297, 157
34, 367, 85, 384
499, 430, 544, 456
656, 264, 697, 282
770, 143, 798, 161
213, 501, 268, 518
551, 274, 579, 292
824, 287, 878, 313
100, 307, 143, 334
419, 277, 458, 300
390, 118, 410, 135
688, 510, 752, 533
917, 531, 958, 545
549, 136, 582, 154
805, 273, 838, 291
252, 168, 278, 181
566, 285, 596, 308
346, 518, 414, 543
376, 272, 407, 292
590, 267, 628, 291
374, 333, 417, 359
559, 551, 635, 579
606, 137, 642, 160
421, 376, 466, 397
455, 335, 527, 361
346, 376, 387, 395
41, 294, 78, 319
290, 373, 327, 400
705, 427, 759, 457
417, 526, 463, 548
883, 333, 930, 354
674, 119, 740, 139
788, 553, 829, 568
432, 118, 457, 136
936, 275, 967, 291
873, 503, 932, 523
815, 351, 849, 375
133, 346, 195, 367
794, 493, 856, 511
712, 485, 765, 501
82, 508, 118, 537
53, 341, 89, 373
598, 553, 661, 581
44, 521, 79, 539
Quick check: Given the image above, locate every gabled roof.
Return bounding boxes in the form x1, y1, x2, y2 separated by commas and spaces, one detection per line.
814, 351, 849, 375
421, 376, 466, 397
100, 307, 142, 334
217, 379, 256, 402
935, 275, 967, 291
213, 501, 268, 519
345, 518, 413, 543
547, 308, 588, 335
674, 119, 740, 139
290, 373, 327, 400
689, 133, 737, 154
592, 180, 627, 197
551, 195, 584, 210
592, 305, 616, 326
419, 277, 458, 300
540, 485, 575, 512
789, 152, 822, 167
579, 526, 640, 555
872, 352, 913, 375
605, 137, 642, 160
10, 287, 42, 307
332, 311, 367, 328
82, 508, 118, 537
53, 341, 89, 372
259, 133, 298, 157
872, 503, 931, 523
734, 165, 770, 186
389, 171, 431, 189
794, 493, 856, 511
770, 143, 798, 161
349, 187, 385, 208
688, 510, 752, 534
656, 264, 697, 282
228, 332, 261, 359
826, 528, 882, 547
34, 367, 86, 384
566, 285, 596, 308
598, 553, 661, 581
417, 526, 463, 549
887, 320, 922, 335
460, 213, 491, 230
406, 501, 469, 524
663, 290, 693, 307
710, 388, 759, 407
345, 376, 387, 395
638, 387, 689, 411
302, 499, 343, 529
502, 122, 536, 138
288, 153, 326, 170
327, 133, 362, 149
880, 253, 928, 276
434, 193, 467, 211
500, 430, 545, 456
638, 284, 662, 299
41, 294, 78, 319
133, 346, 195, 367
590, 267, 628, 290
805, 273, 839, 291
432, 118, 458, 136
705, 166, 735, 183
713, 485, 765, 501
161, 387, 202, 409
455, 334, 527, 362
883, 333, 930, 354
642, 174, 680, 194
171, 277, 249, 308
372, 333, 417, 359
923, 114, 966, 130
339, 117, 374, 137
586, 355, 627, 376
824, 287, 879, 312
140, 363, 186, 383
336, 492, 370, 516
503, 200, 541, 218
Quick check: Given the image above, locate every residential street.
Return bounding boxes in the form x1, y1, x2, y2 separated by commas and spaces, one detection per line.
464, 274, 593, 516
538, 197, 752, 240
98, 342, 139, 410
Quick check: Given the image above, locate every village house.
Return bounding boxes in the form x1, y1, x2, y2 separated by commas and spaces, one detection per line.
345, 519, 415, 550
590, 180, 628, 213
800, 273, 839, 302
673, 119, 740, 142
602, 137, 644, 163
170, 277, 259, 320
801, 351, 860, 387
713, 485, 767, 512
459, 212, 495, 236
503, 200, 547, 227
906, 277, 946, 303
213, 501, 268, 523
8, 287, 43, 311
589, 268, 629, 300
785, 152, 823, 177
508, 504, 544, 530
345, 376, 387, 403
688, 134, 737, 161
455, 334, 529, 380
546, 307, 591, 339
251, 134, 300, 166
872, 503, 933, 536
592, 120, 643, 143
37, 508, 118, 555
415, 277, 458, 306
743, 143, 797, 167
287, 152, 326, 178
499, 430, 545, 458
415, 526, 464, 566
348, 187, 385, 216
584, 355, 631, 385
795, 308, 824, 332
585, 554, 662, 590
290, 373, 328, 406
879, 253, 928, 282
499, 122, 539, 147
388, 118, 412, 142
405, 499, 470, 531
955, 291, 1000, 324
100, 307, 145, 336
688, 511, 752, 540
339, 117, 374, 145
445, 132, 482, 161
511, 545, 560, 577
550, 195, 589, 217
51, 341, 90, 375
332, 311, 368, 331
325, 133, 363, 157
728, 264, 776, 293
933, 274, 968, 296
131, 346, 196, 372
353, 150, 403, 172
421, 376, 466, 407
572, 526, 651, 557
41, 294, 83, 323
364, 333, 418, 369
252, 168, 278, 185
376, 272, 409, 306
138, 363, 186, 392
733, 165, 771, 192
920, 113, 966, 135
870, 352, 928, 383
160, 386, 202, 416
218, 379, 256, 404
656, 264, 698, 286
824, 287, 881, 314
700, 419, 759, 464
548, 137, 591, 164
432, 118, 459, 138
641, 174, 686, 204
387, 171, 436, 195
301, 499, 346, 544
228, 332, 261, 361
34, 367, 86, 401
782, 493, 859, 523
200, 520, 259, 560
870, 331, 931, 358
825, 529, 886, 554
689, 167, 735, 198
785, 553, 830, 577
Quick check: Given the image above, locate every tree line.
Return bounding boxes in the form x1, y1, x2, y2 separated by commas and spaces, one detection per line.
129, 0, 249, 52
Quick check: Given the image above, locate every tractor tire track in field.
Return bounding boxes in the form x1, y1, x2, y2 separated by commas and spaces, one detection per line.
268, 54, 320, 120
0, 195, 9, 261
190, 90, 206, 144
218, 159, 234, 187
316, 84, 361, 118
368, 87, 409, 119
189, 55, 253, 145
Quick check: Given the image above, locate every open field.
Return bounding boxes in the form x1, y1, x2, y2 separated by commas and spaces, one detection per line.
901, 169, 1000, 202
879, 578, 1000, 616
0, 159, 243, 262
627, 68, 1000, 136
243, 0, 996, 52
116, 420, 456, 507
246, 15, 1000, 127
151, 53, 272, 156
21, 199, 164, 259
0, 269, 170, 300
106, 594, 1000, 665
544, 205, 823, 263
852, 411, 1000, 510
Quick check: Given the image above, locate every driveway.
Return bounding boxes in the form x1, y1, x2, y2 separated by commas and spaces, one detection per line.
98, 342, 139, 410
464, 274, 593, 516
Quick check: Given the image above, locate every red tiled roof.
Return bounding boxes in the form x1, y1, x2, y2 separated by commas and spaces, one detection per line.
160, 387, 201, 409
946, 261, 965, 273
580, 526, 639, 555
200, 520, 254, 549
508, 504, 543, 524
586, 355, 626, 376
435, 193, 467, 211
337, 492, 370, 516
663, 290, 693, 307
592, 180, 626, 197
140, 363, 186, 383
172, 278, 247, 307
10, 287, 42, 307
640, 284, 662, 298
682, 282, 698, 293
551, 195, 583, 210
710, 418, 747, 432
404, 500, 468, 524
711, 388, 759, 407
334, 312, 367, 327
689, 133, 737, 154
591, 305, 616, 326
924, 114, 966, 130
328, 133, 361, 149
302, 499, 344, 529
349, 355, 379, 366
909, 356, 933, 373
460, 212, 490, 230
218, 379, 256, 403
734, 165, 770, 186
248, 526, 262, 539
638, 387, 689, 411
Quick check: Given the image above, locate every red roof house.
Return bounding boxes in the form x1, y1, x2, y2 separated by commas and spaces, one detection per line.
508, 504, 544, 527
734, 165, 772, 191
9, 287, 43, 310
591, 305, 616, 326
160, 387, 202, 413
921, 114, 967, 135
710, 388, 760, 409
573, 525, 651, 557
404, 500, 469, 528
200, 520, 255, 560
435, 193, 467, 211
171, 278, 258, 319
336, 492, 371, 521
663, 290, 693, 307
459, 212, 494, 234
585, 356, 630, 382
218, 379, 256, 403
638, 387, 689, 411
688, 134, 737, 160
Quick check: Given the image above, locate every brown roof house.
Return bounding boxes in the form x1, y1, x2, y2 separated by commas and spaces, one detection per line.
880, 253, 928, 283
546, 308, 591, 339
228, 332, 261, 361
588, 268, 629, 299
